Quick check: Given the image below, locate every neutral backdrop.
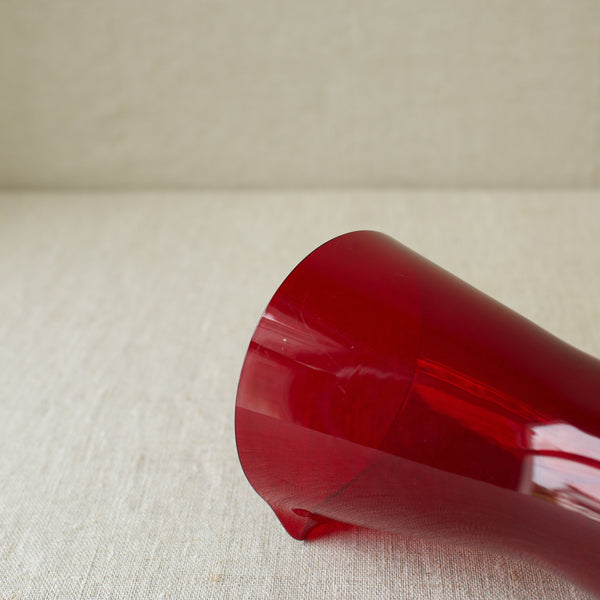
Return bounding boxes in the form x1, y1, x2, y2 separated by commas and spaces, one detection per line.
0, 194, 598, 599
1, 2, 600, 598
1, 1, 600, 189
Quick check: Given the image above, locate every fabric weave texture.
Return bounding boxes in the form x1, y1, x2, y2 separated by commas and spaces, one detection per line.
0, 193, 598, 599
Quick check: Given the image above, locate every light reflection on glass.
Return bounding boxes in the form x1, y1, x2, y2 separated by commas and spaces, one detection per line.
521, 423, 600, 522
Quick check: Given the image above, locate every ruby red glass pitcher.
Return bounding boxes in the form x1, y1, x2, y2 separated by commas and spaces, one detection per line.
235, 231, 600, 596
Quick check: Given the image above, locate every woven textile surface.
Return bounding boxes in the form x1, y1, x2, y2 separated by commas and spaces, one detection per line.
0, 193, 598, 599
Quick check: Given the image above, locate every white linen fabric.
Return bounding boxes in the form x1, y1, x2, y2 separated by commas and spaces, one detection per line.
0, 194, 598, 599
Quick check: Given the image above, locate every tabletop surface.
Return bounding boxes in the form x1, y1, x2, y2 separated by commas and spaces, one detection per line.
0, 192, 598, 599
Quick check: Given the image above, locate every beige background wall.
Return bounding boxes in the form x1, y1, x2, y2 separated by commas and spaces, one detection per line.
1, 1, 599, 189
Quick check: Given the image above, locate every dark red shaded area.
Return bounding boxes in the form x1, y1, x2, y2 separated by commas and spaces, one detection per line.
235, 231, 600, 596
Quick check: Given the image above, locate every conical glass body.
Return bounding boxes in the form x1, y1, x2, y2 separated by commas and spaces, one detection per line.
236, 231, 600, 596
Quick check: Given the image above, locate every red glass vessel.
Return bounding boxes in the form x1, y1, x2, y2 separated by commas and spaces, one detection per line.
235, 231, 600, 596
